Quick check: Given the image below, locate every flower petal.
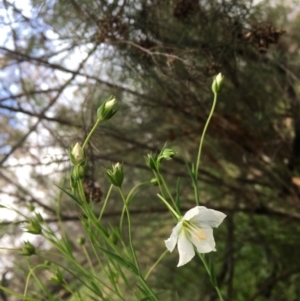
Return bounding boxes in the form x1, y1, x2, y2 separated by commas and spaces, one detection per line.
189, 206, 226, 228
165, 221, 182, 252
183, 206, 202, 221
177, 230, 195, 267
189, 227, 216, 253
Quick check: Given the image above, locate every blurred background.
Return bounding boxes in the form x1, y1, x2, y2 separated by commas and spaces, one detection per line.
0, 0, 300, 300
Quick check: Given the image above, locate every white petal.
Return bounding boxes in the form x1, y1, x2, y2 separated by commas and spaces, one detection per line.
183, 206, 202, 221
189, 227, 216, 253
165, 221, 182, 252
189, 206, 226, 228
177, 230, 195, 267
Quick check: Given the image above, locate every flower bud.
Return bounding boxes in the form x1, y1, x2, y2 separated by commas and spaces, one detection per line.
150, 178, 159, 186
105, 162, 124, 187
20, 241, 36, 256
109, 232, 118, 245
145, 154, 158, 171
35, 212, 44, 223
26, 219, 42, 235
71, 164, 86, 181
158, 148, 175, 162
212, 73, 224, 94
97, 96, 117, 121
70, 143, 85, 165
77, 236, 85, 245
49, 268, 64, 285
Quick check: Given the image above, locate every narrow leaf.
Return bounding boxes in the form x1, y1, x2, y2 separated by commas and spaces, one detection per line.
99, 247, 138, 275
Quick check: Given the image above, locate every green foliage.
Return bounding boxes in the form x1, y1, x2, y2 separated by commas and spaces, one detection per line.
1, 0, 300, 300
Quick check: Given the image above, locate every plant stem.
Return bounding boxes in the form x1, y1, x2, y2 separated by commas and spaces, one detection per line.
195, 91, 218, 204
82, 118, 103, 150
145, 249, 169, 280
82, 245, 95, 274
119, 181, 149, 231
157, 194, 180, 220
199, 253, 224, 301
118, 188, 141, 275
157, 171, 176, 208
98, 184, 113, 221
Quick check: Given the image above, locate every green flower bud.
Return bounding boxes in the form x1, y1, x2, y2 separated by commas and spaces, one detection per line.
70, 143, 85, 165
71, 164, 86, 180
97, 96, 117, 121
109, 232, 118, 245
35, 212, 44, 223
20, 241, 36, 256
105, 162, 124, 187
158, 148, 175, 162
26, 219, 42, 235
77, 236, 85, 245
212, 73, 224, 94
150, 178, 159, 186
145, 154, 158, 171
49, 268, 64, 285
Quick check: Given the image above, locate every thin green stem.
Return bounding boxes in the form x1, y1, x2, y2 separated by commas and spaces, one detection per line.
157, 171, 176, 208
198, 254, 224, 301
119, 181, 149, 231
77, 177, 87, 203
30, 273, 53, 299
83, 208, 125, 296
0, 247, 19, 252
118, 188, 141, 275
126, 181, 150, 206
152, 170, 165, 199
38, 254, 125, 300
195, 92, 218, 204
138, 277, 159, 301
157, 194, 180, 220
79, 201, 127, 259
98, 184, 113, 221
57, 176, 67, 238
82, 118, 103, 150
0, 285, 40, 301
144, 249, 169, 280
215, 287, 225, 301
82, 245, 95, 274
23, 264, 50, 298
62, 280, 81, 300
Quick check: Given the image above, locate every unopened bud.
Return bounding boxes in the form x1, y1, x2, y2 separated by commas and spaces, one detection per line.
77, 236, 85, 245
49, 268, 64, 285
158, 148, 175, 161
109, 232, 118, 245
150, 178, 159, 186
26, 219, 42, 235
105, 162, 124, 187
212, 73, 224, 93
145, 154, 158, 171
20, 241, 36, 256
35, 212, 44, 223
97, 96, 117, 121
70, 143, 85, 165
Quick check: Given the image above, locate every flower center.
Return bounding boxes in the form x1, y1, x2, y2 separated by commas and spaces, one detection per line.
182, 221, 206, 242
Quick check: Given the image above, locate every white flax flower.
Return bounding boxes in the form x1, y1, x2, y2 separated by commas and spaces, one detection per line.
165, 206, 226, 267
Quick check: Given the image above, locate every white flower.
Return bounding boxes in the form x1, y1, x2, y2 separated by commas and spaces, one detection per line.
165, 206, 226, 267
